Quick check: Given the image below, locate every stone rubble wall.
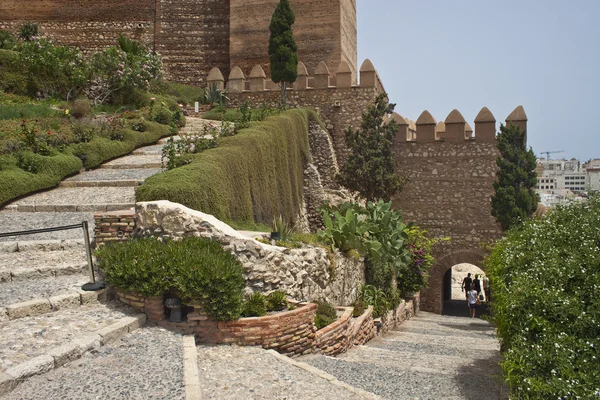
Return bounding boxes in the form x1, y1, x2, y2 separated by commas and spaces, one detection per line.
379, 294, 420, 335
135, 201, 365, 306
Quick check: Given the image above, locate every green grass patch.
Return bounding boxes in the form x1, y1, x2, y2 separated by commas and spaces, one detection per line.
0, 104, 60, 120
202, 107, 241, 122
136, 109, 314, 226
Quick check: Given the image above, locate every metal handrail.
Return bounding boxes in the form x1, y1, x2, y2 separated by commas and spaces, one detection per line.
0, 221, 97, 285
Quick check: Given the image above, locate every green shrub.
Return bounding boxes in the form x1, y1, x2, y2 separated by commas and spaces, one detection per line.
242, 292, 267, 317
19, 23, 39, 41
0, 30, 16, 50
314, 301, 337, 329
69, 99, 92, 119
151, 104, 174, 125
352, 298, 366, 317
358, 284, 390, 318
486, 196, 600, 399
265, 290, 288, 312
137, 109, 312, 226
96, 237, 245, 321
0, 104, 58, 120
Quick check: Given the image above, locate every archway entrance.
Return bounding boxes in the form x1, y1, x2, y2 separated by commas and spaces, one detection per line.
420, 250, 489, 316
441, 263, 490, 318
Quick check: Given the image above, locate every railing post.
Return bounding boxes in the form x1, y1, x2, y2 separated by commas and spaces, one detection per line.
82, 221, 96, 284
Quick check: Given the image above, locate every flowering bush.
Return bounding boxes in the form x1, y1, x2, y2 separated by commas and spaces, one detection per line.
19, 37, 88, 98
396, 226, 443, 297
486, 196, 600, 399
90, 35, 162, 105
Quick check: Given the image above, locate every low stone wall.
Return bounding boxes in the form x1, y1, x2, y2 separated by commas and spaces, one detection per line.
135, 201, 365, 305
94, 210, 136, 246
314, 307, 353, 356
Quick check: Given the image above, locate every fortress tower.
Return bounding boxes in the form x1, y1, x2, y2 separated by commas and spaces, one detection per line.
0, 0, 357, 85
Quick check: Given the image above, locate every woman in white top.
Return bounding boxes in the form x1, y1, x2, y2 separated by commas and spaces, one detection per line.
467, 286, 479, 318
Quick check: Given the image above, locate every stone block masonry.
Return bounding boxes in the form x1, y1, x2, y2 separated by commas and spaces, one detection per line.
94, 210, 136, 246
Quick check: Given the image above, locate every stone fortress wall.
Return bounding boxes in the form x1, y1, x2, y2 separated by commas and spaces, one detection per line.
204, 62, 528, 314
0, 0, 356, 85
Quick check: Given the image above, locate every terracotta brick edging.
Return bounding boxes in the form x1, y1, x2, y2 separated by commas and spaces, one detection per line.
111, 288, 420, 358
94, 210, 136, 246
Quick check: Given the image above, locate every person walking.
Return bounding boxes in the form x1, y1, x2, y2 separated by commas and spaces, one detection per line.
461, 273, 472, 301
467, 285, 479, 318
483, 275, 490, 302
474, 274, 482, 299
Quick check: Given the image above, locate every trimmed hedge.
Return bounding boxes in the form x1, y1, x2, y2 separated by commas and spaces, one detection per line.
136, 109, 313, 225
0, 152, 82, 206
0, 121, 171, 207
486, 197, 600, 399
96, 236, 245, 321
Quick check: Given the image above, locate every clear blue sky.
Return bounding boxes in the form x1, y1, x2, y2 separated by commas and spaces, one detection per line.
357, 1, 599, 162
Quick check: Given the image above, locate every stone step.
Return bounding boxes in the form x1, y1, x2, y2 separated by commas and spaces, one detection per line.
382, 331, 500, 351
100, 154, 163, 169
2, 187, 135, 213
59, 168, 162, 188
336, 345, 501, 374
1, 326, 183, 400
0, 273, 91, 309
0, 248, 87, 281
133, 145, 165, 156
196, 345, 368, 400
301, 353, 507, 400
0, 301, 146, 395
0, 213, 95, 242
366, 335, 500, 360
394, 319, 497, 340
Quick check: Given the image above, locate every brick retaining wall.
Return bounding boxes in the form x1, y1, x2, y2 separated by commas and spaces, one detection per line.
94, 210, 136, 246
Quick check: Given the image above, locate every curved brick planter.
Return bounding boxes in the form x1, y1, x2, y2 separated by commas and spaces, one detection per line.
112, 287, 419, 357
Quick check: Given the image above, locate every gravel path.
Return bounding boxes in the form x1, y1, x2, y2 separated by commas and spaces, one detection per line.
101, 155, 162, 169
0, 246, 87, 273
0, 212, 94, 242
0, 274, 89, 307
0, 302, 137, 371
196, 345, 365, 400
0, 326, 185, 400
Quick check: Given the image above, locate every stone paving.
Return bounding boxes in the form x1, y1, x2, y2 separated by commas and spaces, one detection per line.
196, 345, 367, 400
61, 168, 162, 186
0, 302, 137, 371
300, 312, 507, 400
0, 275, 88, 307
0, 213, 94, 242
0, 326, 185, 400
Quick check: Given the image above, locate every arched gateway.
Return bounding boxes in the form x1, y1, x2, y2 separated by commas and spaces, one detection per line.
392, 107, 528, 314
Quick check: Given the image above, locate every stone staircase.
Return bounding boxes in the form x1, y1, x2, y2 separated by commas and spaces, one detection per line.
0, 117, 213, 395
299, 312, 508, 400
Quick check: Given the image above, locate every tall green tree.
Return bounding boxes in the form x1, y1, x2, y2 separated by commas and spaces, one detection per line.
268, 0, 298, 106
491, 123, 539, 231
338, 93, 405, 202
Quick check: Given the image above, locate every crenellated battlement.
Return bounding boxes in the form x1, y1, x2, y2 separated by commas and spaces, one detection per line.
206, 58, 384, 95
390, 105, 528, 144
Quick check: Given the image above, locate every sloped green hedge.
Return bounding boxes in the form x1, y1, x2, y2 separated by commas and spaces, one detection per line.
136, 109, 313, 225
0, 121, 170, 207
0, 152, 82, 206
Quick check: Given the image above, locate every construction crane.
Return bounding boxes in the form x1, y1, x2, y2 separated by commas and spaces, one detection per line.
540, 151, 564, 160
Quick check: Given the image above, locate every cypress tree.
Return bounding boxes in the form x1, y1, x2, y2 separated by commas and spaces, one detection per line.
268, 0, 298, 106
338, 93, 405, 202
491, 123, 539, 231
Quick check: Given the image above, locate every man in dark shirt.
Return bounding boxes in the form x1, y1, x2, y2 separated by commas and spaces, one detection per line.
461, 273, 472, 300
